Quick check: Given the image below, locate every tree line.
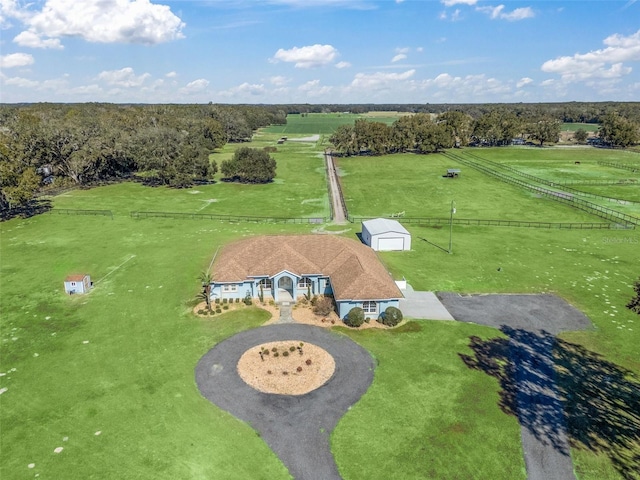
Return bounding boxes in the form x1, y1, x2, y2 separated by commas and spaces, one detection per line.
0, 103, 285, 211
329, 110, 640, 156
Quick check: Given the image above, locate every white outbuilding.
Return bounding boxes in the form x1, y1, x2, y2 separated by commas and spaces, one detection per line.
361, 218, 411, 251
64, 274, 92, 294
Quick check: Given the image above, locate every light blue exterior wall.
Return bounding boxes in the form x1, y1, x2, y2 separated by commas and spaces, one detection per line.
336, 299, 400, 320
211, 273, 333, 303
210, 281, 254, 301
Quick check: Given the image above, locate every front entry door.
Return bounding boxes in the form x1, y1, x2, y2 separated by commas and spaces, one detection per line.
278, 276, 294, 301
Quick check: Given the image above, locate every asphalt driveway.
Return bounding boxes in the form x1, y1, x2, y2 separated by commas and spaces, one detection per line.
438, 292, 594, 480
195, 324, 375, 480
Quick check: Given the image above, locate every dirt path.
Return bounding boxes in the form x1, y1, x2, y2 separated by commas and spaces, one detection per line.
324, 151, 347, 224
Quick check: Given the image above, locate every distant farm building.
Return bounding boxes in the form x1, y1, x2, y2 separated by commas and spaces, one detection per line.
64, 274, 92, 294
362, 218, 411, 251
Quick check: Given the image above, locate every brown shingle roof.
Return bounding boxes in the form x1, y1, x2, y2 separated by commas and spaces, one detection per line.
65, 274, 88, 282
212, 235, 402, 301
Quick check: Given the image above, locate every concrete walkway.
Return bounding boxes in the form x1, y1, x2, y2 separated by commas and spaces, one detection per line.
399, 284, 455, 320
195, 324, 375, 480
276, 302, 294, 324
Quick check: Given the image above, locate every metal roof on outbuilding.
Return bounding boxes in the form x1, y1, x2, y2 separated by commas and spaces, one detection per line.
362, 218, 410, 236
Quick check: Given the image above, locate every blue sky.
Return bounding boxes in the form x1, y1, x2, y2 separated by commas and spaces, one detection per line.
1, 0, 639, 104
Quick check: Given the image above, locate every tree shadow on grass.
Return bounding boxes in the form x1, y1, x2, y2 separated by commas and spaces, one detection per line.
0, 199, 52, 221
459, 326, 640, 480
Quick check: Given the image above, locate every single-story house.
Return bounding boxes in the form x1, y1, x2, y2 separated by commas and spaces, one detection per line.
361, 218, 411, 251
64, 274, 91, 294
210, 235, 403, 319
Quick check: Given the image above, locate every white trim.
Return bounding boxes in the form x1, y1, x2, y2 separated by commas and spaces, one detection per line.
362, 301, 377, 314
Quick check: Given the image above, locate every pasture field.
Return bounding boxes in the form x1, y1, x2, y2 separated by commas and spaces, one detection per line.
464, 147, 640, 216
263, 112, 401, 136
2, 128, 639, 480
337, 152, 607, 222
51, 135, 329, 219
562, 123, 599, 132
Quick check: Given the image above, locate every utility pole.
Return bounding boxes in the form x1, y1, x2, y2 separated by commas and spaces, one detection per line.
448, 200, 456, 254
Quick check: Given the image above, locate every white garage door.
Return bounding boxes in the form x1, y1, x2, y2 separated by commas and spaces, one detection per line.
377, 237, 404, 251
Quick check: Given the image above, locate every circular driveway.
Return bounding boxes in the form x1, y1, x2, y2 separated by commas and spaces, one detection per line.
195, 324, 375, 480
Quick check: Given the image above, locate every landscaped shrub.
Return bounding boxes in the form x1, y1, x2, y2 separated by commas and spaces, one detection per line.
215, 308, 222, 314
214, 298, 220, 304
222, 298, 228, 304
243, 292, 252, 306
305, 359, 312, 365
296, 366, 303, 372
198, 309, 205, 315
313, 296, 334, 316
235, 298, 240, 303
344, 307, 365, 327
378, 306, 403, 327
283, 351, 289, 357
223, 305, 229, 310
289, 346, 296, 352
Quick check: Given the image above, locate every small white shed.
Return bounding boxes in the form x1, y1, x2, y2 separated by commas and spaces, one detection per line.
362, 218, 411, 251
64, 274, 91, 294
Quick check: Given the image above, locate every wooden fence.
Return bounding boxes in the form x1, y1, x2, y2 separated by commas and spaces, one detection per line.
130, 211, 327, 224
347, 215, 631, 230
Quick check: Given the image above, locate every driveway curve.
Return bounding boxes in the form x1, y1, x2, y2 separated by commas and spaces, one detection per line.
195, 324, 375, 480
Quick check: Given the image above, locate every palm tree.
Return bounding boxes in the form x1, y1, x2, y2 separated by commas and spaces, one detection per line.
199, 271, 213, 311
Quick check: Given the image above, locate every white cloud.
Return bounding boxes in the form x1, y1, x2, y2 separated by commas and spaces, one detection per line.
517, 77, 533, 88
270, 75, 290, 86
219, 82, 267, 98
97, 67, 150, 87
165, 71, 177, 78
441, 0, 477, 5
180, 79, 210, 94
298, 79, 333, 96
13, 30, 63, 49
4, 76, 39, 88
0, 52, 34, 68
6, 0, 185, 47
335, 61, 351, 69
541, 29, 640, 83
350, 69, 415, 89
477, 5, 535, 21
391, 54, 407, 63
272, 44, 338, 68
413, 73, 511, 100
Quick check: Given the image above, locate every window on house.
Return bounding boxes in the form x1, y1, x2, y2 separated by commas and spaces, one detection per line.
71, 282, 76, 286
257, 278, 272, 289
298, 277, 312, 289
222, 284, 238, 293
362, 301, 377, 314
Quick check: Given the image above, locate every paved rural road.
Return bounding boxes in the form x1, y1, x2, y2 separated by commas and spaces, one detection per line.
195, 324, 375, 480
438, 293, 593, 480
324, 151, 347, 224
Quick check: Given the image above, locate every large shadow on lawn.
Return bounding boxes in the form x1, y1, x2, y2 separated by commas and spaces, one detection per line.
460, 327, 640, 480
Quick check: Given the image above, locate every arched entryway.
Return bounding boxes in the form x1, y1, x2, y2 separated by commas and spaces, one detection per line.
277, 276, 294, 302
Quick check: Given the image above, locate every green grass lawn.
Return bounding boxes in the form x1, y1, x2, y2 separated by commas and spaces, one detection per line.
263, 112, 401, 136
333, 322, 526, 480
2, 138, 639, 480
0, 214, 308, 479
462, 147, 640, 218
337, 153, 606, 222
52, 136, 329, 219
562, 123, 599, 132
